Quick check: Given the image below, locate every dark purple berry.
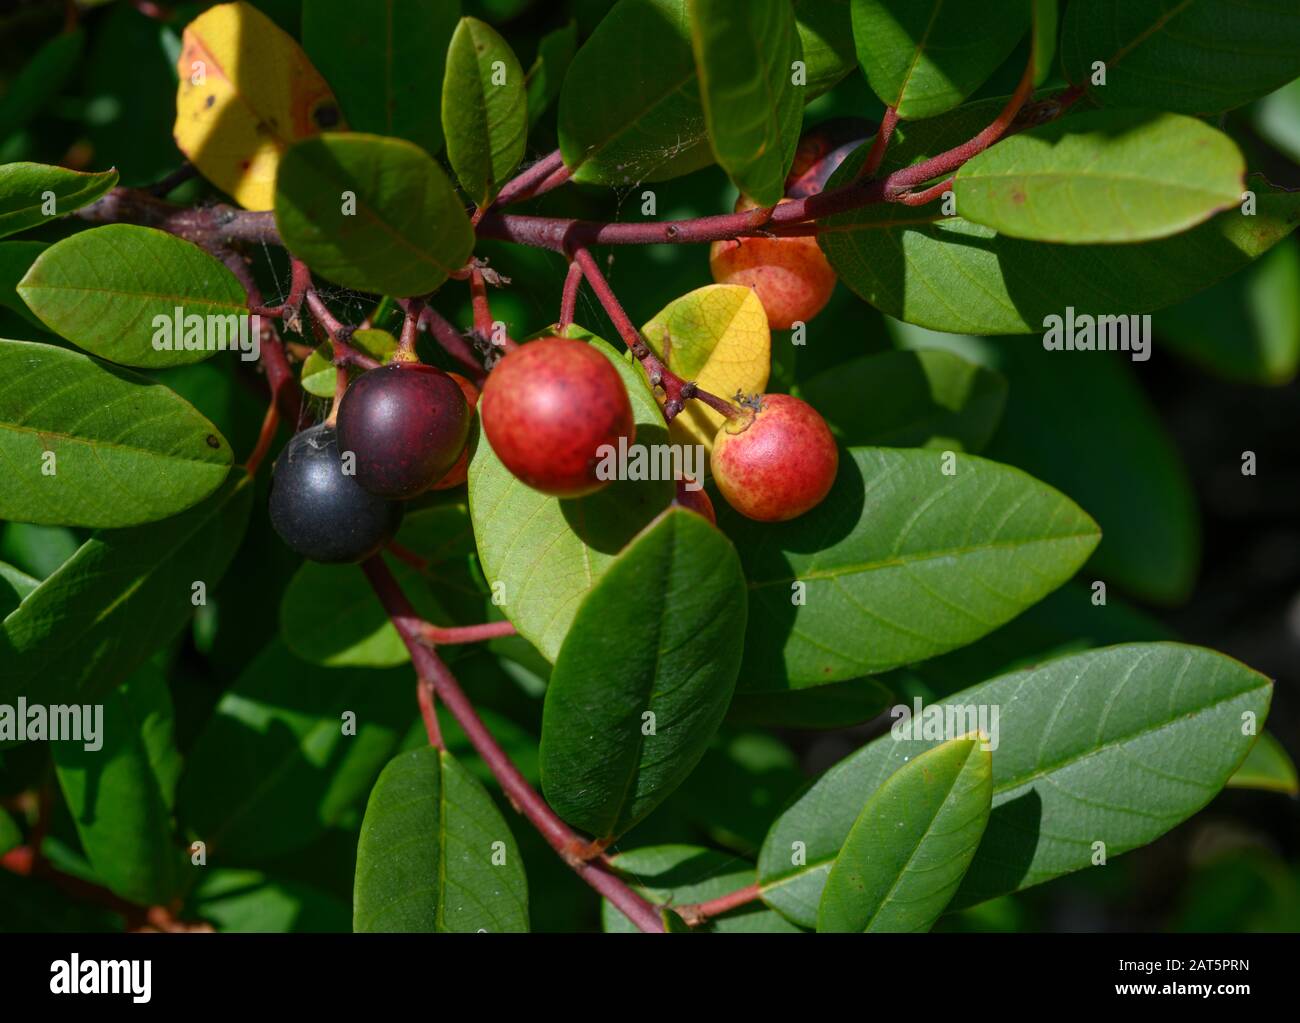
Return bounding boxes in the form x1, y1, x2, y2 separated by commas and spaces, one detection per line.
269, 423, 403, 563
336, 363, 471, 499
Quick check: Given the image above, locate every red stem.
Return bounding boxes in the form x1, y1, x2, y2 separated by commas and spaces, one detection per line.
494, 149, 569, 207
217, 248, 300, 427
895, 175, 955, 206
558, 257, 583, 329
856, 106, 899, 181
419, 306, 487, 382
361, 556, 666, 933
469, 266, 519, 353
398, 298, 422, 357
420, 620, 517, 645
879, 55, 1037, 198
571, 248, 736, 421
243, 400, 280, 477
673, 882, 761, 926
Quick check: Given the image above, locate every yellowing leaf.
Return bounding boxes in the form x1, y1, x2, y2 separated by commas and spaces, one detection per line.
174, 1, 344, 210
641, 284, 770, 453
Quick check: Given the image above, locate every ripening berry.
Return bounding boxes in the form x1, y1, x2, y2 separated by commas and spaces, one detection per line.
269, 423, 404, 563
710, 394, 838, 522
785, 117, 875, 199
431, 372, 480, 490
480, 336, 635, 498
709, 198, 837, 330
336, 362, 470, 499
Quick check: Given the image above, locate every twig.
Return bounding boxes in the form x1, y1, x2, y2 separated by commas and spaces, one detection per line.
419, 620, 517, 645
855, 106, 899, 182
673, 882, 762, 927
361, 556, 667, 934
494, 149, 570, 207
558, 257, 583, 329
418, 306, 487, 381
571, 248, 736, 421
894, 176, 955, 207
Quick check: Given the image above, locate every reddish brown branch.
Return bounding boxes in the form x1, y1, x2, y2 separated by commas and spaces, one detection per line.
361, 556, 666, 933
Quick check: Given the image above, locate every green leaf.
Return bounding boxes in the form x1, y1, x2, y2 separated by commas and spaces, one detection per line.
850, 0, 1031, 118
1156, 239, 1300, 385
176, 641, 415, 862
689, 0, 802, 206
467, 327, 673, 662
758, 642, 1272, 927
275, 132, 475, 297
17, 224, 252, 367
1031, 0, 1058, 86
51, 663, 184, 905
302, 0, 459, 155
280, 556, 447, 668
442, 17, 528, 207
0, 31, 84, 141
721, 447, 1099, 691
0, 472, 252, 720
526, 22, 578, 128
0, 163, 118, 240
0, 241, 49, 331
818, 736, 991, 932
1061, 0, 1300, 115
820, 98, 1300, 334
1253, 79, 1300, 165
354, 746, 529, 932
890, 579, 1174, 699
955, 110, 1244, 244
980, 344, 1199, 604
540, 508, 746, 839
727, 677, 894, 730
796, 349, 1007, 452
794, 0, 857, 99
190, 869, 350, 932
558, 0, 712, 185
0, 559, 39, 619
0, 338, 233, 527
603, 845, 800, 932
1227, 732, 1298, 796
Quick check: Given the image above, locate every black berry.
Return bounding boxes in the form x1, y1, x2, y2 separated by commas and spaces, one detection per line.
269, 423, 403, 563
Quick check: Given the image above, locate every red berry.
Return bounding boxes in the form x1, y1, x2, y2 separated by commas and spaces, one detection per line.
337, 362, 470, 499
710, 394, 838, 522
480, 337, 635, 498
709, 198, 837, 330
431, 372, 480, 490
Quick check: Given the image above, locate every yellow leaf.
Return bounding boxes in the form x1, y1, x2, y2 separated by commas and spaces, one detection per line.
641, 284, 770, 454
173, 2, 344, 211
